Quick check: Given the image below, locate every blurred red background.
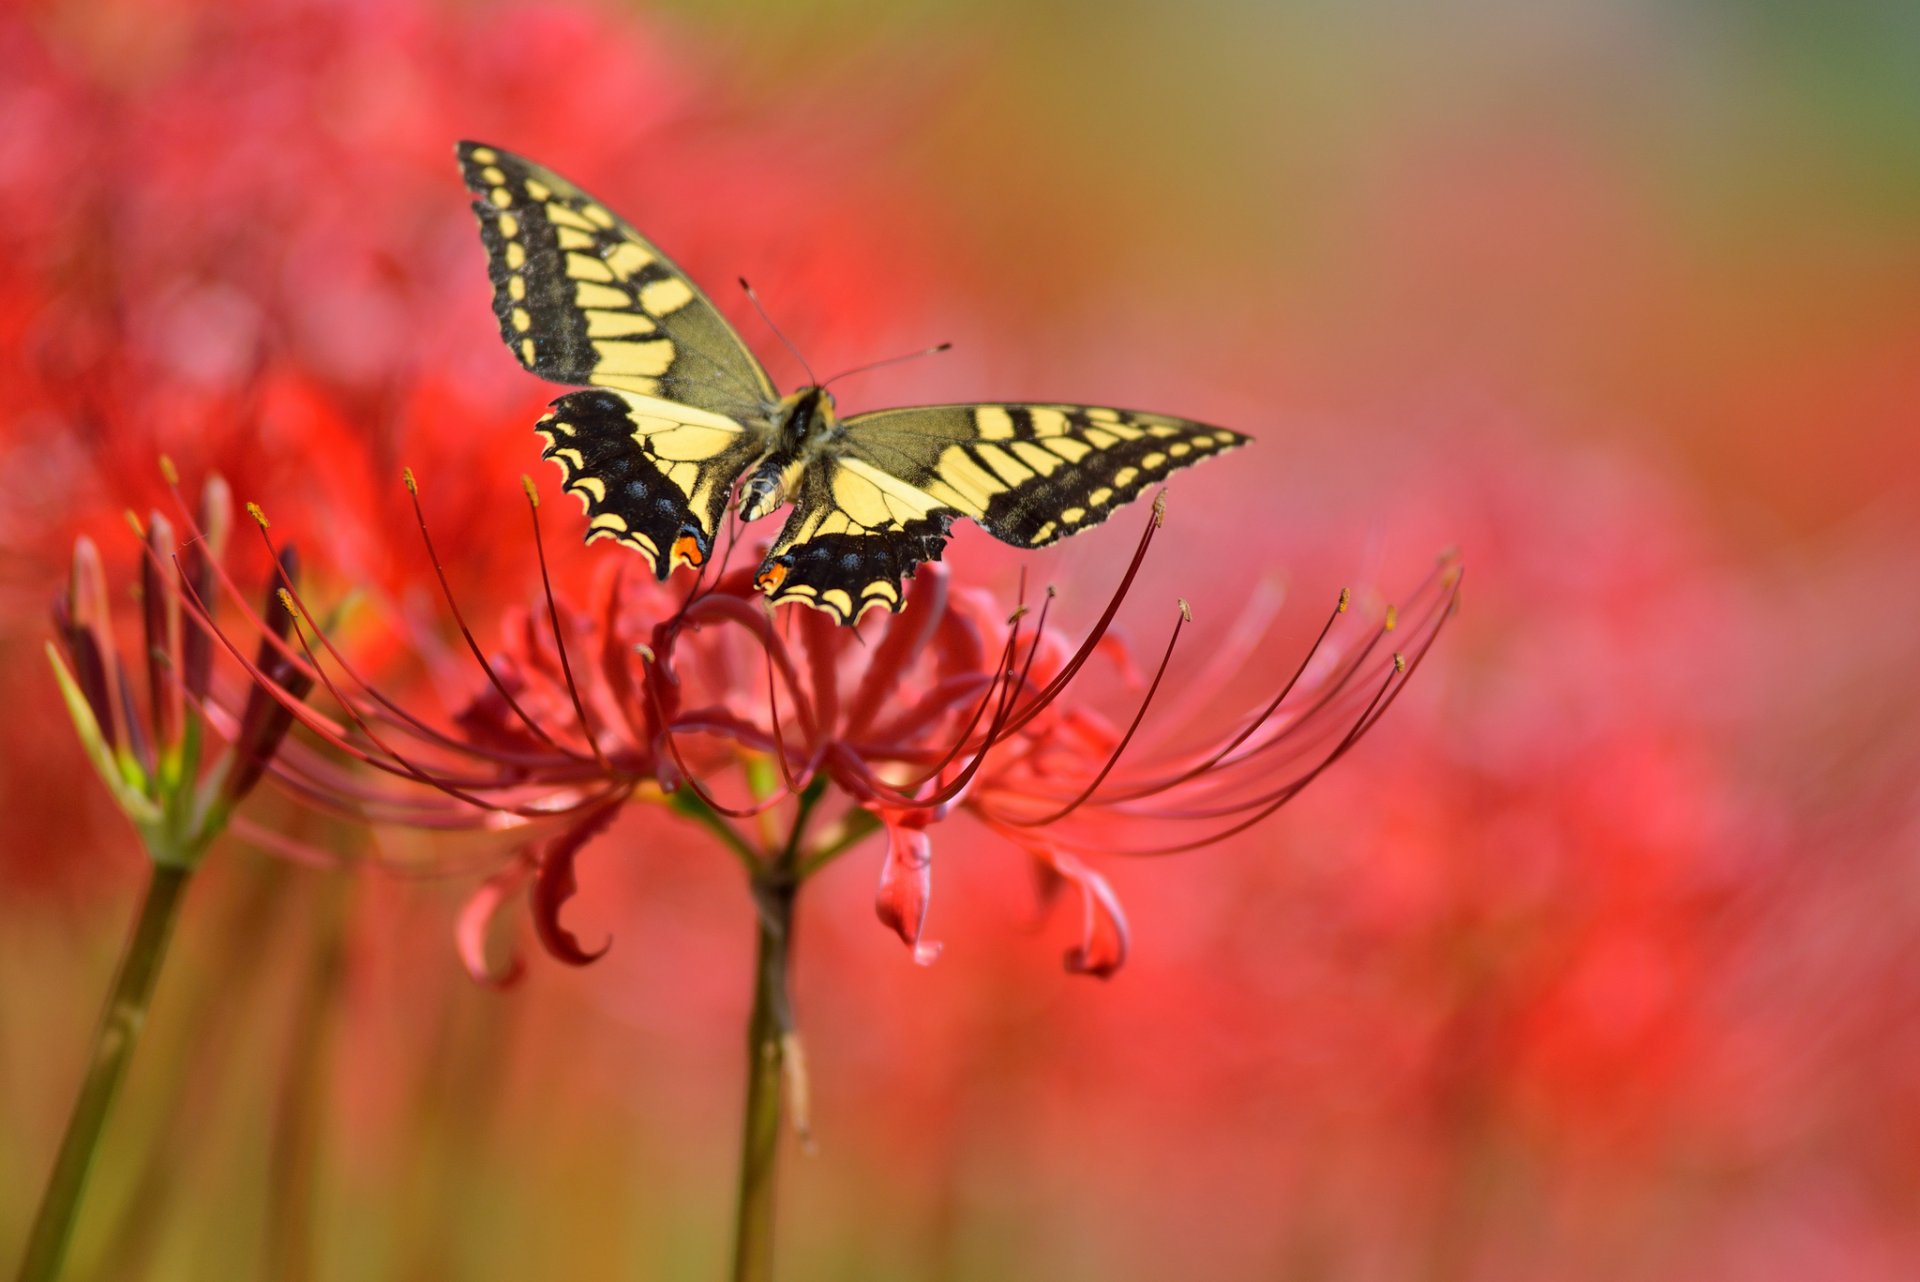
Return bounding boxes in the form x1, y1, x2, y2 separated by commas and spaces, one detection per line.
3, 0, 1917, 1278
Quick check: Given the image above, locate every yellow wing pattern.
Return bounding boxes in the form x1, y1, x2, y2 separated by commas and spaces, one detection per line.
755, 456, 960, 623
537, 389, 765, 579
841, 403, 1246, 547
755, 405, 1248, 622
456, 142, 775, 420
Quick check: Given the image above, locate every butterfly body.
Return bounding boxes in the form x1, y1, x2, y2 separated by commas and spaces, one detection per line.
459, 141, 1251, 624
736, 385, 843, 524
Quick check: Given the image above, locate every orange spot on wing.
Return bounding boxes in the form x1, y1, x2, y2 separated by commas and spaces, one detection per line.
756, 563, 788, 593
672, 534, 705, 567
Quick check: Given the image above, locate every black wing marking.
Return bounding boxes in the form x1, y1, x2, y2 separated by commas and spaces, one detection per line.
753, 457, 958, 624
456, 141, 775, 420
539, 389, 766, 579
840, 403, 1248, 547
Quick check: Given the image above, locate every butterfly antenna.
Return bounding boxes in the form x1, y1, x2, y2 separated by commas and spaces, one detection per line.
739, 277, 816, 386
823, 341, 953, 390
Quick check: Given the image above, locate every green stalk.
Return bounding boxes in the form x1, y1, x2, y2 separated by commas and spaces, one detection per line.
15, 863, 193, 1282
729, 872, 795, 1282
729, 781, 822, 1282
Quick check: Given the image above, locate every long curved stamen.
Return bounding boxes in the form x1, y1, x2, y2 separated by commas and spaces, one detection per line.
1094, 588, 1351, 804
1036, 569, 1460, 845
523, 477, 614, 773
1000, 598, 1190, 827
151, 499, 329, 720
1065, 574, 1460, 821
173, 559, 610, 815
276, 591, 625, 815
681, 595, 819, 745
860, 603, 1037, 810
894, 586, 1051, 792
245, 502, 578, 770
1001, 494, 1165, 738
763, 639, 802, 792
406, 470, 589, 760
1194, 575, 1452, 779
1039, 653, 1405, 856
641, 662, 797, 820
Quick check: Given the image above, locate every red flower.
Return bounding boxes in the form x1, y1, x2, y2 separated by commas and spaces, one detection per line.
48, 471, 315, 866
214, 474, 1456, 980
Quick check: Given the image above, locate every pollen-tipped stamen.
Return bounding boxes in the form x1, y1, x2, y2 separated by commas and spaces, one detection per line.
1070, 647, 1406, 856
404, 469, 589, 761
524, 476, 615, 773
1094, 586, 1356, 805
272, 589, 574, 813
891, 585, 1053, 794
222, 551, 318, 803
638, 651, 800, 820
245, 504, 576, 771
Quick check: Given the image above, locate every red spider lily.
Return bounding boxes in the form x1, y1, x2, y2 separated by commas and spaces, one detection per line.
659, 501, 1463, 978
47, 471, 314, 866
198, 466, 1457, 982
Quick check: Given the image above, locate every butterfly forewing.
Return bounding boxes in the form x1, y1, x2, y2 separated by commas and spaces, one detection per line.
838, 404, 1248, 547
456, 142, 775, 419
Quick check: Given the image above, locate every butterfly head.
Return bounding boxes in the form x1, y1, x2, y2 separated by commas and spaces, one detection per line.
737, 385, 841, 523
773, 384, 839, 441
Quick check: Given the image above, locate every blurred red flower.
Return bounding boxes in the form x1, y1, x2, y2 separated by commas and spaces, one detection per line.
0, 0, 935, 889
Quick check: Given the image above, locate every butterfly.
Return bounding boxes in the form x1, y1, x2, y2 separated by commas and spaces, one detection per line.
456, 141, 1250, 625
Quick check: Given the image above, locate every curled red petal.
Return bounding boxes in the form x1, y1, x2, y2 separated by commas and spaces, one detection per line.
532, 797, 624, 966
873, 807, 942, 965
1043, 848, 1131, 979
457, 857, 534, 989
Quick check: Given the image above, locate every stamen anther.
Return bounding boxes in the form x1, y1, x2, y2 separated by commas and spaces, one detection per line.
247, 502, 270, 529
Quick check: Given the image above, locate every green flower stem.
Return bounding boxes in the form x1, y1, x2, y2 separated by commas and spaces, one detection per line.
729, 778, 827, 1282
731, 860, 796, 1282
15, 863, 193, 1282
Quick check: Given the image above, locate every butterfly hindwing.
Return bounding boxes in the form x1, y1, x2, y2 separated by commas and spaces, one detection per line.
837, 404, 1249, 548
457, 142, 775, 419
539, 389, 765, 579
756, 457, 960, 624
